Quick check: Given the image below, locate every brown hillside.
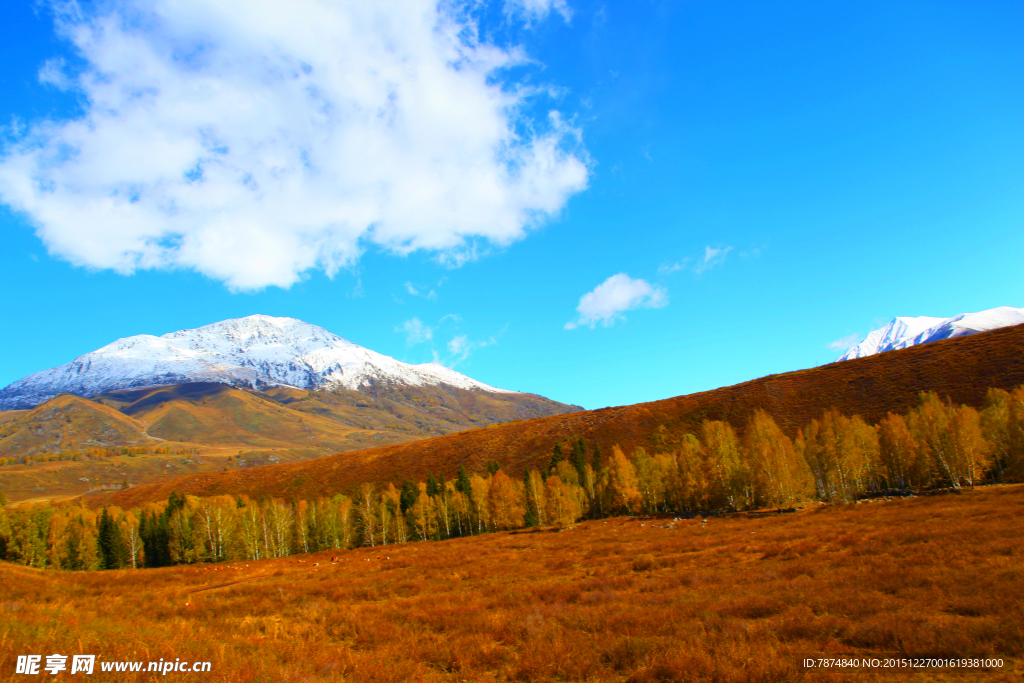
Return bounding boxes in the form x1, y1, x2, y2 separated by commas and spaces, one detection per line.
94, 323, 1024, 508
1, 382, 579, 504
256, 382, 582, 436
98, 383, 384, 450
98, 382, 580, 443
0, 409, 26, 426
0, 394, 153, 458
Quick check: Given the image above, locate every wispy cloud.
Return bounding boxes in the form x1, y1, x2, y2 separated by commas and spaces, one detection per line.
659, 245, 733, 276
740, 242, 766, 260
398, 318, 433, 346
405, 281, 437, 301
398, 313, 499, 366
694, 245, 732, 275
38, 57, 72, 90
657, 257, 689, 276
565, 273, 667, 329
505, 0, 572, 23
827, 333, 861, 352
0, 1, 589, 291
446, 330, 501, 366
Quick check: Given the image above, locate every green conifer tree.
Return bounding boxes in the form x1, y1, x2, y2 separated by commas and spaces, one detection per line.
167, 491, 187, 516
400, 480, 419, 513
524, 470, 539, 527
456, 464, 472, 494
98, 508, 116, 569
549, 443, 564, 473
571, 438, 587, 482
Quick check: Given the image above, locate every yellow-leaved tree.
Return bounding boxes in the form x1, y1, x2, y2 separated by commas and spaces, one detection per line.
545, 474, 584, 528
949, 405, 991, 489
605, 445, 642, 515
878, 412, 920, 491
701, 420, 747, 509
489, 470, 525, 530
742, 409, 812, 508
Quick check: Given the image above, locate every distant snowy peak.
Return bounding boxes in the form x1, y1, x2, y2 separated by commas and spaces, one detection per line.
837, 306, 1024, 361
0, 315, 516, 410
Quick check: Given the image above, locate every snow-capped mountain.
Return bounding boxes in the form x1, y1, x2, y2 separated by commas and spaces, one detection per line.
837, 306, 1024, 361
0, 315, 516, 410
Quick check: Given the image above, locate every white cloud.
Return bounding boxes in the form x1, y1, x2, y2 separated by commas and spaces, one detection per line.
400, 312, 496, 364
506, 0, 572, 22
448, 334, 470, 355
405, 281, 437, 300
399, 317, 434, 346
694, 245, 732, 275
660, 245, 732, 276
38, 57, 72, 90
827, 333, 861, 352
565, 273, 667, 329
446, 331, 498, 365
657, 257, 688, 276
740, 243, 766, 259
0, 0, 589, 291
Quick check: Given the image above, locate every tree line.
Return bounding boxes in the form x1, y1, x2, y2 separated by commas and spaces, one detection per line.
1, 386, 1022, 571
0, 445, 199, 467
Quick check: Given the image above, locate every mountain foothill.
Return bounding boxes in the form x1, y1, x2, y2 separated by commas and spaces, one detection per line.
0, 316, 581, 503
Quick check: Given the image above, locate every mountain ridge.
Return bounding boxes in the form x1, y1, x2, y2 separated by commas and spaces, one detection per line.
838, 305, 1024, 360
0, 315, 519, 410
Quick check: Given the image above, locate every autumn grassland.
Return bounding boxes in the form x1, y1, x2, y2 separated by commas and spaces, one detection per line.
2, 485, 1021, 682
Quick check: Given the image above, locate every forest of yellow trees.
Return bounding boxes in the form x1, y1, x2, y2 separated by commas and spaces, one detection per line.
2, 386, 1022, 571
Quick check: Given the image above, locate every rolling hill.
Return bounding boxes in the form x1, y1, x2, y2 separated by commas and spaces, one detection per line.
0, 394, 153, 455
0, 314, 581, 503
91, 321, 1024, 509
0, 380, 579, 503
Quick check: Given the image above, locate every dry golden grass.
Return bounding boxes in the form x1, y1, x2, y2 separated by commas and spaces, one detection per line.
3, 485, 1022, 682
95, 323, 1024, 510
0, 395, 152, 457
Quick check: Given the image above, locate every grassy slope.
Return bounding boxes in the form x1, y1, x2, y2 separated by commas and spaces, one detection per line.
0, 383, 580, 503
103, 383, 382, 449
95, 322, 1024, 508
0, 394, 152, 456
2, 485, 1021, 682
0, 386, 409, 504
0, 409, 26, 427
260, 383, 582, 435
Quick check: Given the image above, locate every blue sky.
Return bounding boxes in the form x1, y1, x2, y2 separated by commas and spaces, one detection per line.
1, 0, 1021, 410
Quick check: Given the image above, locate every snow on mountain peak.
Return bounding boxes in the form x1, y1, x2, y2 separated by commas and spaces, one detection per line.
0, 315, 515, 410
837, 306, 1024, 361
